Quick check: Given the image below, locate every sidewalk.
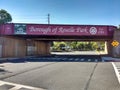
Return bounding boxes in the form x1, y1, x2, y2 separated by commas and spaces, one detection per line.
102, 57, 120, 62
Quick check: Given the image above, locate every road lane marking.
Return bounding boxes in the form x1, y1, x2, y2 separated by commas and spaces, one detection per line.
75, 58, 79, 61
81, 59, 84, 61
95, 59, 98, 62
69, 58, 73, 61
0, 80, 45, 90
62, 58, 67, 60
112, 62, 120, 84
88, 59, 91, 62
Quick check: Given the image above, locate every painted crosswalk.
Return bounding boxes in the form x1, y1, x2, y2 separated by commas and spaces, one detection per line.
0, 80, 45, 90
112, 62, 120, 84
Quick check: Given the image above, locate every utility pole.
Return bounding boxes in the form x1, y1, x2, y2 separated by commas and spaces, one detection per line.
48, 13, 50, 24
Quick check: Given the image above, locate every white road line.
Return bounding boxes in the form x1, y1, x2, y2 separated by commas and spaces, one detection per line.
0, 80, 45, 90
0, 83, 4, 86
95, 59, 98, 62
112, 62, 120, 84
69, 58, 73, 61
81, 59, 84, 61
88, 59, 91, 62
75, 58, 79, 61
62, 58, 66, 60
9, 86, 26, 90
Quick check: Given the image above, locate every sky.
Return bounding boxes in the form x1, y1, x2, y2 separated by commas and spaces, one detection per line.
0, 0, 120, 26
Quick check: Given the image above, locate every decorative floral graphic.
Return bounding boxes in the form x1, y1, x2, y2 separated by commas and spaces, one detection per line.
89, 27, 97, 35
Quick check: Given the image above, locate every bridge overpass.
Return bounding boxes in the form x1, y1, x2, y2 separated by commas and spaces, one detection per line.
0, 23, 119, 58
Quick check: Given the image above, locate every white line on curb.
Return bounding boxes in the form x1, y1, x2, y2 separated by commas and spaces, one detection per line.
112, 62, 120, 84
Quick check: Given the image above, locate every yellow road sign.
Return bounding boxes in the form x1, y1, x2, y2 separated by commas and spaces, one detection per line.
111, 40, 119, 47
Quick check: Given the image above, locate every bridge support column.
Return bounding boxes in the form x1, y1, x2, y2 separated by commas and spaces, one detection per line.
106, 40, 113, 56
26, 39, 36, 56
34, 41, 50, 55
104, 41, 107, 54
46, 41, 51, 55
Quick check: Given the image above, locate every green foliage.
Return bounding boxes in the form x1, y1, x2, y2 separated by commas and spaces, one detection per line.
76, 42, 83, 50
119, 25, 120, 29
52, 42, 66, 51
0, 9, 12, 24
51, 41, 105, 51
70, 41, 77, 50
59, 42, 66, 50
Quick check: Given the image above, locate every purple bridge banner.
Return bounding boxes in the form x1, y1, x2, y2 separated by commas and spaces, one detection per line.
0, 23, 117, 36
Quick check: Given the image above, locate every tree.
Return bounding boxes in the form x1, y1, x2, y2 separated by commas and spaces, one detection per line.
119, 25, 120, 29
0, 9, 12, 24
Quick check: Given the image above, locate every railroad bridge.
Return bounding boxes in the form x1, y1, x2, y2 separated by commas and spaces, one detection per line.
0, 23, 119, 57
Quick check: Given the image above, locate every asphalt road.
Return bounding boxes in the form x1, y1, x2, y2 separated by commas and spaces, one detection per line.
0, 61, 120, 90
0, 61, 55, 80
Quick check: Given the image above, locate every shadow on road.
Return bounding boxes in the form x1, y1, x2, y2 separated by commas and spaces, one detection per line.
0, 68, 12, 75
0, 55, 105, 63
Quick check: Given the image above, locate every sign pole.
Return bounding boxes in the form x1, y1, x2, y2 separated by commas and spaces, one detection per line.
48, 14, 50, 24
